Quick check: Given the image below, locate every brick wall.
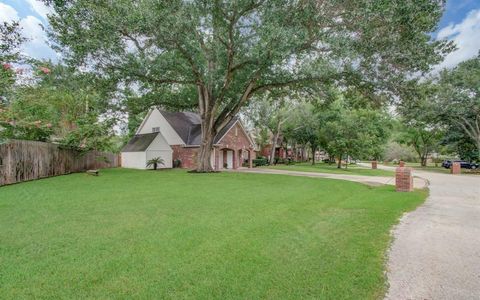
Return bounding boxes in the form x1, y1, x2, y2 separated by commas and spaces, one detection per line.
171, 145, 198, 169
217, 123, 253, 151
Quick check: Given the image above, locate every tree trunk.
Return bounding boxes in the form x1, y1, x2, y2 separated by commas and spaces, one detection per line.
269, 123, 282, 165
421, 155, 427, 167
311, 146, 316, 165
196, 100, 216, 172
337, 155, 342, 168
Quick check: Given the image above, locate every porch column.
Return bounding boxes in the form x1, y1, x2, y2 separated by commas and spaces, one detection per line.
248, 149, 253, 168
233, 150, 238, 169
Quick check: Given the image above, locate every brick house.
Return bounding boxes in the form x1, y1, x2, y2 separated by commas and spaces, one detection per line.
121, 108, 255, 170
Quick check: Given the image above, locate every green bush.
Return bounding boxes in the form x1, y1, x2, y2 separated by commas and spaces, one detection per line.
253, 158, 268, 167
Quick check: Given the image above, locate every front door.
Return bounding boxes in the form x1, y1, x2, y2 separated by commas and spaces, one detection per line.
226, 150, 233, 169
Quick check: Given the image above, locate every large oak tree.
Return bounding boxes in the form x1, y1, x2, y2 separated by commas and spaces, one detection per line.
44, 0, 450, 171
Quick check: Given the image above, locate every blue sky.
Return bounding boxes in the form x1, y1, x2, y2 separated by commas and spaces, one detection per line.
1, 0, 479, 71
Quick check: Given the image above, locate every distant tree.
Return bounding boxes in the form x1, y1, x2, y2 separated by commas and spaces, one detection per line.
246, 94, 293, 165
319, 98, 390, 168
0, 64, 117, 152
383, 141, 418, 162
44, 0, 451, 172
437, 55, 480, 161
288, 103, 322, 165
1, 21, 26, 103
398, 82, 444, 166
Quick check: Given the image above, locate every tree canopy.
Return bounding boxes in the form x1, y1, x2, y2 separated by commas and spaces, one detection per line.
43, 0, 451, 171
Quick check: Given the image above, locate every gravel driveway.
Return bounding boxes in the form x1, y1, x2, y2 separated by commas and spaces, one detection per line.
376, 166, 480, 299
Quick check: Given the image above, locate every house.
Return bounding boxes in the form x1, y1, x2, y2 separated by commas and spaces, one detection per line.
259, 134, 287, 160
121, 108, 256, 170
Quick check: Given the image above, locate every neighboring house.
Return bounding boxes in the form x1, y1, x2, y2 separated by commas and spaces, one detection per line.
121, 108, 256, 170
259, 134, 287, 160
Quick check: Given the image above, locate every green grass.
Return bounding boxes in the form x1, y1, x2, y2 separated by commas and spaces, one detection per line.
267, 162, 395, 177
0, 168, 426, 299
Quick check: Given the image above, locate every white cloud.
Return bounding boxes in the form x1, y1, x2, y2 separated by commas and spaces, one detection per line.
19, 15, 57, 60
435, 9, 480, 71
25, 0, 52, 20
0, 3, 20, 22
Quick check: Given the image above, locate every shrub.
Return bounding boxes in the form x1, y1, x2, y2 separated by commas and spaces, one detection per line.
173, 159, 182, 168
253, 158, 268, 167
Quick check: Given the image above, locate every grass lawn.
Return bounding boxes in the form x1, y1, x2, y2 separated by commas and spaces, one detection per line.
267, 162, 395, 177
0, 168, 426, 299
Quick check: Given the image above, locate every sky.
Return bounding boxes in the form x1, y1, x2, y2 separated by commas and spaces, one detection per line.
1, 0, 480, 72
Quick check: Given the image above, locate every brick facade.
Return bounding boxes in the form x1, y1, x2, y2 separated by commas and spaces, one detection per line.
171, 145, 198, 169
172, 122, 254, 170
395, 167, 413, 192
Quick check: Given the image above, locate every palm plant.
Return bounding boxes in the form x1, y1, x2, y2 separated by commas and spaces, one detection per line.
146, 157, 165, 170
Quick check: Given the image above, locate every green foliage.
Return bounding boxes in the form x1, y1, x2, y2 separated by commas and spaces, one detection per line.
436, 55, 480, 160
146, 157, 165, 170
1, 21, 26, 103
0, 64, 117, 152
43, 0, 451, 170
252, 157, 268, 167
318, 97, 391, 163
397, 82, 444, 166
0, 168, 426, 298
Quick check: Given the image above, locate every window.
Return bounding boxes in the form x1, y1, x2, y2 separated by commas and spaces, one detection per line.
152, 127, 160, 133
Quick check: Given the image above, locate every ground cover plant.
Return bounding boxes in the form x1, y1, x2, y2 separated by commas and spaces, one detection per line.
0, 168, 425, 299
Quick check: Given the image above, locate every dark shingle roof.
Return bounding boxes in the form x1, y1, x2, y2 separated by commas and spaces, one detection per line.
214, 118, 238, 143
121, 133, 158, 152
159, 109, 239, 146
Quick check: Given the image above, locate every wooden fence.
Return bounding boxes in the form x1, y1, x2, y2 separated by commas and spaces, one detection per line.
0, 140, 120, 186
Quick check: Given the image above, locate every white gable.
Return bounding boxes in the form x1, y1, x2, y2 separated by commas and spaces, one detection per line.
137, 108, 184, 145
147, 132, 172, 151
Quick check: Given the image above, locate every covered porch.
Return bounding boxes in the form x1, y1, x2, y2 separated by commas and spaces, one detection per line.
212, 146, 255, 170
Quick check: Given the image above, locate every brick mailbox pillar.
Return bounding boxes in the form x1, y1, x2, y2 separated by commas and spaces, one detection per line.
371, 160, 377, 169
451, 162, 461, 174
396, 167, 413, 192
399, 160, 405, 167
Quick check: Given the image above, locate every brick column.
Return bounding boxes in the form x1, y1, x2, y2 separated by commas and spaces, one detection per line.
233, 150, 238, 169
451, 162, 461, 174
396, 167, 413, 192
399, 160, 405, 167
248, 149, 253, 168
371, 160, 377, 169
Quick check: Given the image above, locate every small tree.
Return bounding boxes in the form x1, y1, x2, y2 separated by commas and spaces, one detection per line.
146, 157, 165, 170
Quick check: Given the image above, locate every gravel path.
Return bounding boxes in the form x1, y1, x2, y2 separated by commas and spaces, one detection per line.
234, 167, 428, 188
357, 163, 480, 299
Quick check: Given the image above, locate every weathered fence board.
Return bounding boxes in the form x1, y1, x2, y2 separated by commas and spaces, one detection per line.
0, 140, 120, 186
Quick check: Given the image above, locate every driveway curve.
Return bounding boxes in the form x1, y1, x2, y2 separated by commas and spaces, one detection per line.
381, 166, 480, 299
238, 165, 480, 299
234, 167, 428, 188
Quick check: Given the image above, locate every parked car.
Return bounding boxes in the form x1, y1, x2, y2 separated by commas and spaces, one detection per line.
442, 160, 479, 169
